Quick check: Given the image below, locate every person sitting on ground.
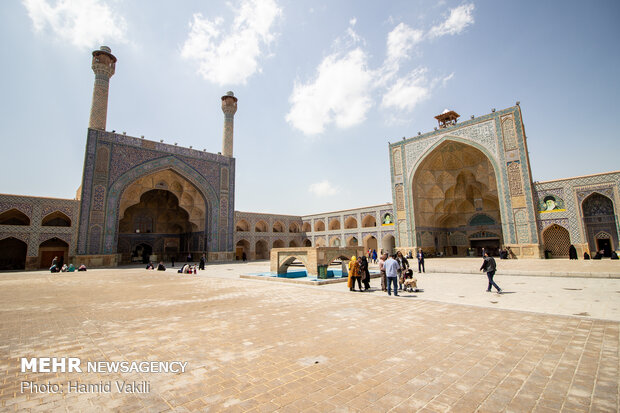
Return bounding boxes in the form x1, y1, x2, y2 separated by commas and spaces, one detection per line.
49, 264, 58, 273
67, 263, 75, 272
78, 264, 87, 271
178, 263, 190, 274
146, 261, 154, 270
611, 251, 619, 260
157, 261, 166, 271
61, 264, 68, 272
593, 250, 603, 260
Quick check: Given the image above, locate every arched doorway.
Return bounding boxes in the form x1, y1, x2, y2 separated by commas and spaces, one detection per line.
255, 240, 268, 259
255, 221, 268, 232
543, 224, 570, 258
131, 243, 153, 264
347, 236, 358, 246
38, 238, 69, 269
118, 189, 198, 263
289, 240, 298, 247
273, 240, 285, 248
363, 235, 377, 253
582, 193, 618, 256
382, 234, 395, 254
303, 239, 312, 247
0, 237, 27, 270
236, 239, 250, 260
315, 221, 325, 231
412, 141, 502, 256
116, 169, 207, 263
329, 219, 341, 231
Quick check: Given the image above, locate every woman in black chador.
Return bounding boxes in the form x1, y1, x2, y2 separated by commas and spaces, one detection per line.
568, 245, 578, 260
359, 256, 371, 291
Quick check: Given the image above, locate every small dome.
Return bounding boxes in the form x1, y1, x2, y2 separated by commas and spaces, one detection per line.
100, 46, 111, 53
226, 91, 234, 96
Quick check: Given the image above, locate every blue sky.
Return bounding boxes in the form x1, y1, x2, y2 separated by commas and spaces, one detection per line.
1, 0, 619, 215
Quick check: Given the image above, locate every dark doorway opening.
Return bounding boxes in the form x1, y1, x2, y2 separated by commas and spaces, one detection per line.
470, 239, 500, 256
596, 239, 612, 257
133, 243, 153, 264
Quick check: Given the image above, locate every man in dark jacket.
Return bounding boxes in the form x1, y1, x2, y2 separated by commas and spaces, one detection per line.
480, 252, 501, 293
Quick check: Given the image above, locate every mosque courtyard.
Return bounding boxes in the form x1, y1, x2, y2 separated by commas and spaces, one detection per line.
1, 260, 619, 412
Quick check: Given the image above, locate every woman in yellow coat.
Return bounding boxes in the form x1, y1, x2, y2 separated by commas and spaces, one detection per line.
348, 256, 362, 291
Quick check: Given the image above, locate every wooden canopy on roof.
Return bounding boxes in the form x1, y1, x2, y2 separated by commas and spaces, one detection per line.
435, 110, 460, 129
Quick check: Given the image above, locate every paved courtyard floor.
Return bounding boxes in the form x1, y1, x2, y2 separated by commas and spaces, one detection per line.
1, 261, 619, 412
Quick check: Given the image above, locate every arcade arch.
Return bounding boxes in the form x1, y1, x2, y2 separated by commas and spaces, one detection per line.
273, 221, 284, 233
347, 236, 358, 246
42, 211, 71, 227
329, 236, 342, 247
302, 222, 311, 232
273, 239, 285, 248
344, 217, 358, 229
0, 237, 27, 270
255, 220, 268, 232
329, 219, 341, 231
289, 222, 300, 233
382, 234, 396, 254
412, 140, 502, 255
363, 235, 378, 252
361, 215, 376, 228
255, 240, 269, 259
582, 192, 617, 256
0, 209, 30, 226
303, 239, 312, 247
315, 221, 325, 232
38, 237, 69, 269
289, 240, 298, 247
235, 239, 250, 260
542, 224, 570, 258
236, 219, 250, 232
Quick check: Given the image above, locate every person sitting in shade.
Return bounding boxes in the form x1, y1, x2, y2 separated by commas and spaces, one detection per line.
146, 262, 154, 270
157, 261, 166, 271
67, 263, 75, 272
78, 264, 87, 271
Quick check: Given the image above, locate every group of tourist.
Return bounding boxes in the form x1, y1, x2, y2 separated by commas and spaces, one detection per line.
346, 249, 427, 295
347, 248, 505, 296
50, 256, 86, 273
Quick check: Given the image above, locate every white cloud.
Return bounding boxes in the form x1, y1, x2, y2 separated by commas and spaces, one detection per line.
22, 0, 127, 50
286, 48, 373, 135
381, 69, 430, 112
287, 4, 474, 135
428, 3, 475, 38
308, 180, 339, 197
181, 0, 281, 86
386, 23, 423, 65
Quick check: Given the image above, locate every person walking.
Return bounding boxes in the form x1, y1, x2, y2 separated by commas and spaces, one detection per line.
199, 254, 206, 270
384, 254, 400, 296
378, 253, 388, 291
372, 249, 377, 264
359, 256, 371, 290
480, 252, 501, 293
417, 248, 425, 273
348, 256, 362, 292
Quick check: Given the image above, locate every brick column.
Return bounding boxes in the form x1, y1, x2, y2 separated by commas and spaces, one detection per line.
89, 46, 116, 130
221, 92, 238, 157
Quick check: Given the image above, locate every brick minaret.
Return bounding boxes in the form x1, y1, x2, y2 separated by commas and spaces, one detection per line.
221, 91, 238, 157
89, 46, 117, 130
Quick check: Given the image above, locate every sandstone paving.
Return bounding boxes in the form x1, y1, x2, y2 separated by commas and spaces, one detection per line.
0, 263, 618, 412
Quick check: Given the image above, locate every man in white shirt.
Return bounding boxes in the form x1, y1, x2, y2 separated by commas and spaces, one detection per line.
384, 254, 401, 296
